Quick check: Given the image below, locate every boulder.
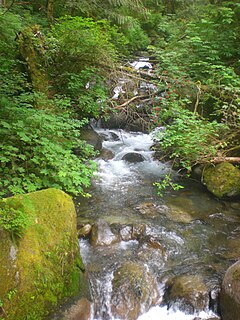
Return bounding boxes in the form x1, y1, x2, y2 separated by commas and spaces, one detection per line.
203, 163, 240, 198
90, 219, 119, 246
80, 127, 102, 152
111, 262, 160, 320
0, 188, 87, 320
165, 275, 209, 314
122, 152, 145, 163
220, 260, 240, 320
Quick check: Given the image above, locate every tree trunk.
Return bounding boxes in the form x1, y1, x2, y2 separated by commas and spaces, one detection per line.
17, 26, 48, 98
47, 0, 54, 24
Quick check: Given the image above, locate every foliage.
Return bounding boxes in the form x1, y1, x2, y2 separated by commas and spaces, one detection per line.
0, 97, 96, 197
0, 204, 31, 238
121, 18, 150, 52
47, 16, 117, 75
153, 107, 228, 170
153, 174, 183, 197
54, 69, 109, 118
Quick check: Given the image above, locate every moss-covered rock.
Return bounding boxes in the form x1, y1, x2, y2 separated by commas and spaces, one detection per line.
220, 260, 240, 320
0, 188, 88, 320
203, 163, 240, 198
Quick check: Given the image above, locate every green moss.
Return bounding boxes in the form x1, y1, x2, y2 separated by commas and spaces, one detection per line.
17, 25, 48, 94
203, 162, 240, 198
0, 188, 88, 320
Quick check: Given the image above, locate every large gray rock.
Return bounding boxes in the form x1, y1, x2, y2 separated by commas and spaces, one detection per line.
220, 260, 240, 320
111, 262, 160, 320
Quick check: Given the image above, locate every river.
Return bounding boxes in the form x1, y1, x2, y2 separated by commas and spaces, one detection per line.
74, 127, 240, 320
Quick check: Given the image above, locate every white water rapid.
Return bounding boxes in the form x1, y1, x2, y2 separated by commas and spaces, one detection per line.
76, 128, 223, 320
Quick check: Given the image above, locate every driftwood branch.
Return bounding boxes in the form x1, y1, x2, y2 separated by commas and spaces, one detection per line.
114, 95, 149, 109
211, 157, 240, 164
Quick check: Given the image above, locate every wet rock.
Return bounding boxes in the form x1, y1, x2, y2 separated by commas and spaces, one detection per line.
137, 236, 167, 262
63, 298, 93, 320
78, 224, 92, 238
80, 128, 102, 151
220, 260, 240, 320
111, 262, 160, 320
136, 202, 168, 218
165, 275, 209, 314
119, 224, 146, 241
119, 225, 133, 241
109, 131, 120, 141
90, 219, 119, 246
132, 224, 146, 240
122, 152, 145, 163
100, 148, 114, 160
203, 163, 240, 198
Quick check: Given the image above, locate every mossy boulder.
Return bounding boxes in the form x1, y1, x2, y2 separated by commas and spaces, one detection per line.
220, 260, 240, 320
203, 163, 240, 198
0, 188, 88, 320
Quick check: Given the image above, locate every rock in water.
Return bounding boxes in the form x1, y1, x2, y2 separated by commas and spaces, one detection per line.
122, 152, 145, 163
111, 262, 160, 320
220, 260, 240, 320
165, 275, 209, 314
90, 219, 119, 246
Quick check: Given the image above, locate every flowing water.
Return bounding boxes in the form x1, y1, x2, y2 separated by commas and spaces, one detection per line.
74, 128, 240, 320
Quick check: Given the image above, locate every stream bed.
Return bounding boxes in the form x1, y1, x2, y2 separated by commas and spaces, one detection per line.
74, 128, 240, 320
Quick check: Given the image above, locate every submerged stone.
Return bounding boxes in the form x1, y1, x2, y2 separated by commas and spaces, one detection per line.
203, 163, 240, 198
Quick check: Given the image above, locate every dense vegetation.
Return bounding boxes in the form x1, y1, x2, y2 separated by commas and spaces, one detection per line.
0, 0, 239, 197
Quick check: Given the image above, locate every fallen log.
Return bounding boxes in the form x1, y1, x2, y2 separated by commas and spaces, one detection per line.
211, 157, 240, 164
